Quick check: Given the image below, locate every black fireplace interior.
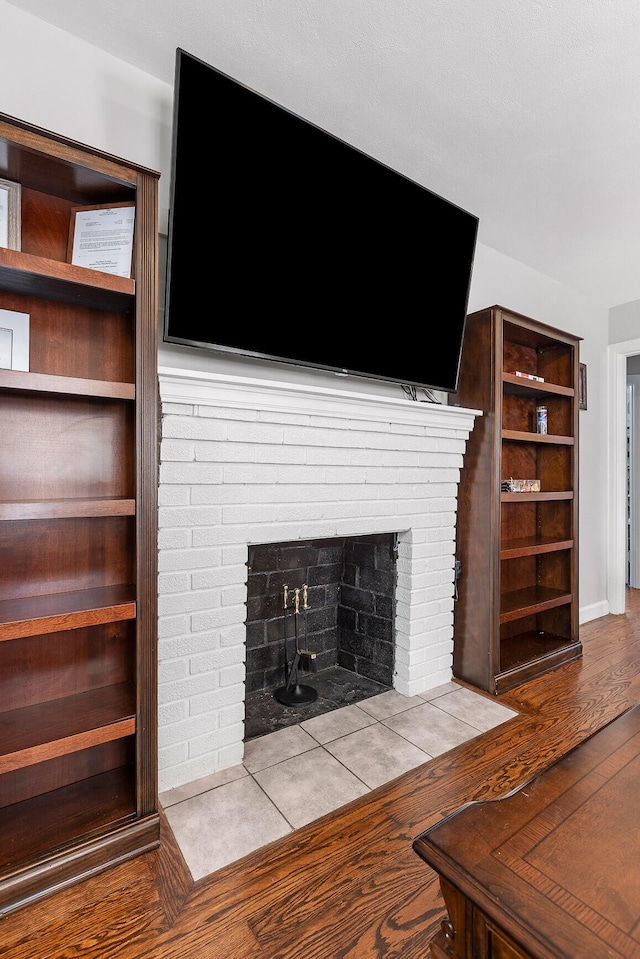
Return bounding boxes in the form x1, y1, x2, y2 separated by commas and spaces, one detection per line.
244, 533, 397, 740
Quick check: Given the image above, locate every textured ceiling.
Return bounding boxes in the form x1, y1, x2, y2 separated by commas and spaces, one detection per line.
6, 0, 640, 309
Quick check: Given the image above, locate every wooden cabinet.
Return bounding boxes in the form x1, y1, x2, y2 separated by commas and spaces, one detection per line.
0, 113, 159, 914
453, 306, 581, 694
413, 706, 640, 959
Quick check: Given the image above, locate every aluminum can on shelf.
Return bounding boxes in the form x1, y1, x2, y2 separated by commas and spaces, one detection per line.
536, 406, 548, 434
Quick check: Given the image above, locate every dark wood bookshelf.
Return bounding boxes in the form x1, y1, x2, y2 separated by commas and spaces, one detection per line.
453, 305, 582, 694
0, 112, 159, 915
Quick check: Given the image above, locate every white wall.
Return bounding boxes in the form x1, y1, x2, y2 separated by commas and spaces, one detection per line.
0, 0, 610, 620
610, 299, 640, 345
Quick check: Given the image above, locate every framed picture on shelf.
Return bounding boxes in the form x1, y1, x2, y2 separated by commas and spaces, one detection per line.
0, 177, 21, 250
579, 362, 587, 410
68, 201, 136, 278
0, 309, 30, 371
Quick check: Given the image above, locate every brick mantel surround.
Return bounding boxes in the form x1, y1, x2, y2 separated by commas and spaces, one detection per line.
157, 367, 480, 792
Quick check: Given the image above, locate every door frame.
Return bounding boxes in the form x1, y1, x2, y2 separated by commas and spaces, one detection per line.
608, 337, 640, 613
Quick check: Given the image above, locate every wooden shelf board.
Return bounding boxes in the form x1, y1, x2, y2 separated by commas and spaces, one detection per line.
502, 429, 575, 446
0, 766, 136, 875
0, 369, 135, 400
501, 491, 573, 502
496, 634, 582, 692
0, 682, 135, 773
502, 373, 574, 397
499, 586, 573, 623
0, 584, 136, 641
0, 249, 133, 310
500, 537, 574, 559
0, 498, 135, 521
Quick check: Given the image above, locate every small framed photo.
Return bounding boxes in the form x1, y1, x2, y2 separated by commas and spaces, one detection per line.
0, 177, 21, 251
68, 201, 135, 278
579, 362, 587, 411
0, 309, 30, 371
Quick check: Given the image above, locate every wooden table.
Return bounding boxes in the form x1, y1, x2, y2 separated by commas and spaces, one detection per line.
413, 703, 640, 959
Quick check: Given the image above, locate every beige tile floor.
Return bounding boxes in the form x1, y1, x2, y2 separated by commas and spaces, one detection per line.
160, 681, 518, 881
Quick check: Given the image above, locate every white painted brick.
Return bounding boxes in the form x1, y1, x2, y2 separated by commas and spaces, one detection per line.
161, 439, 196, 462
189, 684, 245, 716
191, 604, 245, 632
161, 462, 225, 485
219, 664, 246, 687
276, 465, 329, 485
380, 450, 421, 467
218, 742, 245, 770
158, 742, 189, 772
160, 631, 221, 661
261, 409, 311, 426
394, 645, 426, 668
346, 418, 390, 435
159, 713, 220, 749
158, 528, 191, 550
220, 584, 249, 607
159, 672, 218, 705
168, 414, 228, 438
157, 614, 191, 640
256, 445, 306, 465
199, 404, 257, 421
227, 421, 286, 445
220, 623, 246, 648
222, 504, 278, 525
219, 702, 245, 728
158, 701, 189, 727
160, 548, 223, 574
223, 544, 249, 565
189, 646, 239, 675
223, 464, 280, 485
436, 437, 469, 453
159, 505, 222, 529
158, 486, 191, 507
394, 422, 428, 437
191, 563, 245, 590
360, 501, 399, 519
188, 722, 245, 759
159, 589, 221, 617
195, 443, 255, 464
162, 403, 195, 416
158, 572, 190, 594
323, 467, 381, 485
192, 525, 243, 547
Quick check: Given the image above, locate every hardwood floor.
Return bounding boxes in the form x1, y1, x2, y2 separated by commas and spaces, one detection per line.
4, 590, 640, 958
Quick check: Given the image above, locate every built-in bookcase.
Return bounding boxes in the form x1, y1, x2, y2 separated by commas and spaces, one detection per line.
0, 113, 159, 915
453, 305, 582, 694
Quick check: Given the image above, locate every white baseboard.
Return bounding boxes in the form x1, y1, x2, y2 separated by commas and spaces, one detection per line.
579, 600, 609, 624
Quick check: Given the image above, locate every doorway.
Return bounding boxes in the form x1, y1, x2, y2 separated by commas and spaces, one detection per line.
608, 338, 640, 612
626, 360, 640, 588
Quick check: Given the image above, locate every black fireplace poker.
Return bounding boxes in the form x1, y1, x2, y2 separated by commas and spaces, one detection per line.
274, 584, 318, 706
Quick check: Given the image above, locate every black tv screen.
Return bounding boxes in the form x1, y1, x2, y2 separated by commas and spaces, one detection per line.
164, 48, 479, 393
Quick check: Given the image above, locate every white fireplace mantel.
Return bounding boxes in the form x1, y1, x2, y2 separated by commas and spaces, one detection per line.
158, 367, 480, 431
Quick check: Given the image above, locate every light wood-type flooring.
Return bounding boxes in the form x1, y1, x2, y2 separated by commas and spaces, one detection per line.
4, 589, 640, 959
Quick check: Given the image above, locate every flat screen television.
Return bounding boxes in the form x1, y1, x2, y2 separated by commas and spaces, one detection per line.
163, 48, 479, 394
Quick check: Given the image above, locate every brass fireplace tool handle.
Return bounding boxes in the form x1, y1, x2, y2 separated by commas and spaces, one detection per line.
274, 584, 317, 706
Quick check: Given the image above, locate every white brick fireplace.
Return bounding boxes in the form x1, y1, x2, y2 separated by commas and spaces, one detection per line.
157, 368, 479, 792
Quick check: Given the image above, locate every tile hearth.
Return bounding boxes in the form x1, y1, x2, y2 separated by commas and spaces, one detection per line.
160, 681, 518, 881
